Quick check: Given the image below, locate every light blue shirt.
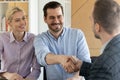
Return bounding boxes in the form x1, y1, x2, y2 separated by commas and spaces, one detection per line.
34, 27, 91, 80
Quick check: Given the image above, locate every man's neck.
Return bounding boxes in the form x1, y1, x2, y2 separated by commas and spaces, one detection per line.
101, 32, 120, 45
49, 29, 63, 39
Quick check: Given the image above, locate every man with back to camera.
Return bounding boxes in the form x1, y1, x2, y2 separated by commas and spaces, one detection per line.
67, 0, 120, 80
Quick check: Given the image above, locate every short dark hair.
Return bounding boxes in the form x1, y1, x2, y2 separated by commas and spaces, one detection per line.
43, 1, 64, 17
93, 0, 120, 34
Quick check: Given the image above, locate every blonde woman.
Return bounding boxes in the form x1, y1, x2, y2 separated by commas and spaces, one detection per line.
0, 7, 40, 80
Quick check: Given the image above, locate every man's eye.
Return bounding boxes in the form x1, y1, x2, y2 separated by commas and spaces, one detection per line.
50, 17, 55, 19
22, 17, 26, 20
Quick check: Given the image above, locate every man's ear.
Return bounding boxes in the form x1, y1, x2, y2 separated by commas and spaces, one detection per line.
95, 23, 101, 32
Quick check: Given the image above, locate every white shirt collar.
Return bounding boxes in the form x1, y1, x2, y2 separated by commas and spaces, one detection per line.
100, 39, 112, 54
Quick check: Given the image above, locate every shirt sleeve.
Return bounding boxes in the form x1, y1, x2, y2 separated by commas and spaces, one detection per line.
26, 53, 41, 80
80, 61, 92, 77
80, 55, 112, 80
77, 30, 91, 63
33, 35, 50, 66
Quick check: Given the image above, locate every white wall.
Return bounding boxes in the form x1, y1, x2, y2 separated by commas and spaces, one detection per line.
29, 0, 39, 35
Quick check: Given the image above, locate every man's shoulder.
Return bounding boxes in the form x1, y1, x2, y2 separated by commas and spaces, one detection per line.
36, 31, 47, 37
65, 27, 81, 31
97, 41, 120, 68
34, 32, 48, 41
65, 27, 83, 34
104, 34, 120, 53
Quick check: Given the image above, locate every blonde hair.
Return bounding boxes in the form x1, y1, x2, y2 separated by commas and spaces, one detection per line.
6, 7, 24, 22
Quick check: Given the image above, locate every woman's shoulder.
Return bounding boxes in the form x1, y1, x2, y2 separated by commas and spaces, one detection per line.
0, 32, 10, 37
0, 32, 10, 41
26, 32, 35, 37
25, 32, 36, 41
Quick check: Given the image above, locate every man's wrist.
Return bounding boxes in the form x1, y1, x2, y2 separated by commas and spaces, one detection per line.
74, 60, 83, 72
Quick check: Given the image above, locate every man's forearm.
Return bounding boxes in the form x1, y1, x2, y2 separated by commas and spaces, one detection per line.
45, 53, 61, 65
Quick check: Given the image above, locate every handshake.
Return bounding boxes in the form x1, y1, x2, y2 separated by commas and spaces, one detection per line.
59, 55, 83, 73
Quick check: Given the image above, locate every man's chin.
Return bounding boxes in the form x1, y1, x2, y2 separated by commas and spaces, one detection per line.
54, 29, 61, 32
54, 27, 62, 32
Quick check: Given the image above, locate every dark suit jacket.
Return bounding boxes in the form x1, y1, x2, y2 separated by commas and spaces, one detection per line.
80, 34, 120, 80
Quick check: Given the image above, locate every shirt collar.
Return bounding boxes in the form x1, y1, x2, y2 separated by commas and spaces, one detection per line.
100, 38, 112, 54
10, 32, 28, 43
23, 32, 28, 42
48, 27, 65, 39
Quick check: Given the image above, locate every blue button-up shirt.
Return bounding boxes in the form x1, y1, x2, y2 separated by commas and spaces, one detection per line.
34, 27, 91, 80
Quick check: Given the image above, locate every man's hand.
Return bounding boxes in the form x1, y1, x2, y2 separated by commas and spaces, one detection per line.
72, 56, 83, 72
63, 56, 77, 73
62, 56, 83, 73
45, 54, 83, 73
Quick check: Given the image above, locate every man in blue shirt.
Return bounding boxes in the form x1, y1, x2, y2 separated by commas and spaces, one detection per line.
34, 1, 91, 80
